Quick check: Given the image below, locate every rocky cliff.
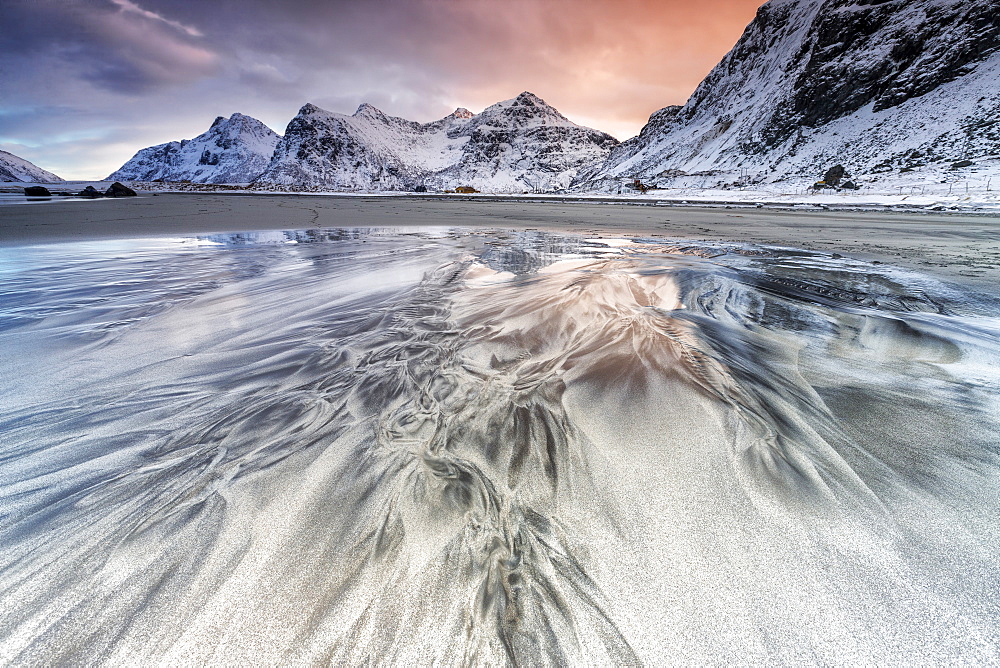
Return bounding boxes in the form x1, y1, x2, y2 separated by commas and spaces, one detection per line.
584, 0, 1000, 189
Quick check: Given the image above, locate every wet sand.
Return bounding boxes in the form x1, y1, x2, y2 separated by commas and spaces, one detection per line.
2, 193, 999, 289
3, 212, 1000, 662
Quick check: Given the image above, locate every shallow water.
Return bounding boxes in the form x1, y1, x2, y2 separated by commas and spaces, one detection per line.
1, 227, 999, 664
0, 193, 112, 206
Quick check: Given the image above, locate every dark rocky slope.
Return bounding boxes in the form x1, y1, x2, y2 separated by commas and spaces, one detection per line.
582, 0, 1000, 189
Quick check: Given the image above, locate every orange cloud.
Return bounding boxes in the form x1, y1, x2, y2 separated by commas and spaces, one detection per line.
368, 0, 766, 136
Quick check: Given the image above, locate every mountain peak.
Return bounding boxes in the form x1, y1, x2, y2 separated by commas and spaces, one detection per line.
514, 92, 545, 106
210, 113, 260, 131
450, 107, 474, 120
477, 91, 571, 126
354, 102, 386, 119
107, 112, 280, 184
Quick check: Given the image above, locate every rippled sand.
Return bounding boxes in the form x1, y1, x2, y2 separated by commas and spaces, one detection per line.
1, 227, 999, 664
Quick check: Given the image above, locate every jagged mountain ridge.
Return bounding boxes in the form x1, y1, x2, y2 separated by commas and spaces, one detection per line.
0, 150, 63, 182
108, 113, 281, 184
258, 92, 619, 191
255, 103, 472, 189
585, 0, 1000, 188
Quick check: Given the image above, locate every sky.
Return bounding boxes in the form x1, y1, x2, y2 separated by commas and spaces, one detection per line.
0, 0, 766, 180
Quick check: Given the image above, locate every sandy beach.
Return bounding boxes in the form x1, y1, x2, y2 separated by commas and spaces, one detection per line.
2, 193, 1000, 290
2, 195, 1000, 663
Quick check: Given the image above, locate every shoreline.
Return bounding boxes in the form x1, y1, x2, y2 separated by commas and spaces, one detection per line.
150, 190, 1000, 216
2, 192, 999, 291
6, 184, 1000, 215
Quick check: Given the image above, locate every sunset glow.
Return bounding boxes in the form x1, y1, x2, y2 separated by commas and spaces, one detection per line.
0, 0, 765, 179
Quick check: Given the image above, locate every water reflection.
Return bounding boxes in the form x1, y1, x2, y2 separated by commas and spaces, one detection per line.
1, 227, 998, 664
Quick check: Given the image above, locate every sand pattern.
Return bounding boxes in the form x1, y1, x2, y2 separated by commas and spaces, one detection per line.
0, 228, 998, 664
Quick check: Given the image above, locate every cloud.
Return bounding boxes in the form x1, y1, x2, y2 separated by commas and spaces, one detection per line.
191, 0, 762, 133
0, 0, 765, 178
108, 0, 203, 37
0, 0, 217, 94
86, 9, 218, 92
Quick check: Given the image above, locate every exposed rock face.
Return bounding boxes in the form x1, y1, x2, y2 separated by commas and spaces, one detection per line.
108, 113, 281, 184
105, 182, 137, 197
0, 150, 63, 183
584, 0, 1000, 188
823, 165, 845, 186
258, 92, 618, 192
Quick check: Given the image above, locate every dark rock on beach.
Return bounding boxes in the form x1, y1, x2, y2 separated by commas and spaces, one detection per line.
105, 182, 137, 197
23, 186, 51, 196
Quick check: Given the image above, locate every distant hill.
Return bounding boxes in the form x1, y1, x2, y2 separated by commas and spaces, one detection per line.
0, 150, 63, 183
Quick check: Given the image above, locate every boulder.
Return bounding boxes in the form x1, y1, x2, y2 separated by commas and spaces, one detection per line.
950, 160, 974, 169
78, 186, 104, 198
105, 182, 137, 197
23, 186, 51, 196
823, 164, 845, 186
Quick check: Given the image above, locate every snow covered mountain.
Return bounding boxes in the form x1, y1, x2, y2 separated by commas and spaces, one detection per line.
258, 92, 618, 191
0, 150, 63, 182
583, 0, 1000, 189
108, 113, 281, 184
